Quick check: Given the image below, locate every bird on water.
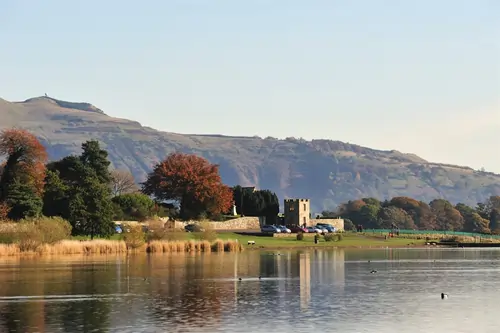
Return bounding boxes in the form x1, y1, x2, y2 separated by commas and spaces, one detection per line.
370, 270, 377, 274
441, 293, 448, 299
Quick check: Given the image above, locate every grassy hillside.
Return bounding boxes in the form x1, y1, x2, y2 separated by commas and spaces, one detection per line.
1, 96, 499, 211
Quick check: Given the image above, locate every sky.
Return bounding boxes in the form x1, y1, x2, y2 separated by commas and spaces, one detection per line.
0, 0, 499, 172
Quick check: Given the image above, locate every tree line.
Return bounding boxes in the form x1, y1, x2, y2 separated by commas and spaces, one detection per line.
7, 128, 497, 236
232, 186, 279, 223
322, 196, 500, 234
0, 129, 282, 238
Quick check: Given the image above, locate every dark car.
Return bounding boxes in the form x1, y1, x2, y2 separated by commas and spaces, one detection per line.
289, 225, 308, 233
185, 224, 205, 232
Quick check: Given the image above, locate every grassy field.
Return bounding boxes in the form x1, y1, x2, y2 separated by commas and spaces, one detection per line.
72, 232, 424, 249
213, 232, 425, 249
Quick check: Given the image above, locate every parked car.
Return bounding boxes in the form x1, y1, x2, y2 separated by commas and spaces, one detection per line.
316, 224, 336, 233
185, 224, 205, 232
289, 225, 308, 233
318, 226, 329, 234
306, 226, 322, 233
276, 225, 291, 233
316, 222, 334, 229
261, 225, 281, 234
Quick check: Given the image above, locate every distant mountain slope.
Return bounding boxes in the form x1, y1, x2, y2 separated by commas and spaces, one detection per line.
1, 96, 499, 211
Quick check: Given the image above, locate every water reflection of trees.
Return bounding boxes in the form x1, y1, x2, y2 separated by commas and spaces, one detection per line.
145, 253, 262, 331
58, 263, 114, 333
0, 251, 356, 332
0, 257, 115, 333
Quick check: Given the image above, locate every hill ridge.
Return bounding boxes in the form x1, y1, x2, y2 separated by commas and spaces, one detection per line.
0, 96, 499, 211
20, 96, 106, 115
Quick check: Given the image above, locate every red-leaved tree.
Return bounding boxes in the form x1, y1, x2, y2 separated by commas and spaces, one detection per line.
0, 202, 9, 220
142, 153, 234, 219
0, 128, 48, 199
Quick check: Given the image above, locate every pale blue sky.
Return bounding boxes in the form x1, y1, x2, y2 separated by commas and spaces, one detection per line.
1, 0, 499, 172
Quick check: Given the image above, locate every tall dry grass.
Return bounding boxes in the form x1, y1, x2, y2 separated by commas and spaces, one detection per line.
0, 240, 128, 256
146, 239, 242, 253
0, 239, 243, 256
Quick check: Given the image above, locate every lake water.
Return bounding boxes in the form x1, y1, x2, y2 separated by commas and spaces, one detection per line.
0, 248, 499, 332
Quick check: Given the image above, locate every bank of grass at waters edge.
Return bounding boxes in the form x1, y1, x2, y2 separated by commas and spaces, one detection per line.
4, 230, 487, 257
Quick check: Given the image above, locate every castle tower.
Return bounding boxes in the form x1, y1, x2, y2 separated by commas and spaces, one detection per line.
284, 199, 310, 226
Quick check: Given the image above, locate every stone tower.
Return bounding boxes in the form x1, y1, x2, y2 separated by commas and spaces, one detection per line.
284, 199, 310, 226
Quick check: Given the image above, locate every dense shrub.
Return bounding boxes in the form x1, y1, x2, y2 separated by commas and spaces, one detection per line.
122, 223, 145, 249
324, 233, 343, 242
112, 193, 155, 221
193, 222, 217, 242
0, 222, 18, 244
30, 216, 72, 244
146, 219, 168, 241
343, 219, 355, 231
5, 216, 73, 251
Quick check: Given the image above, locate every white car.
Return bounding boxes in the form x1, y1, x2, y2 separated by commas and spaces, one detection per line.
306, 226, 322, 233
276, 225, 291, 233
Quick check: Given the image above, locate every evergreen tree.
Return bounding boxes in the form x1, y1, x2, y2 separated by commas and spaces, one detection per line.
79, 140, 112, 184
5, 182, 43, 219
44, 141, 114, 239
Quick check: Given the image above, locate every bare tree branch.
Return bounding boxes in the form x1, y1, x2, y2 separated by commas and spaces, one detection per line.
110, 169, 138, 196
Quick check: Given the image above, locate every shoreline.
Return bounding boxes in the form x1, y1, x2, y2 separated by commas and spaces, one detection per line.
0, 243, 448, 257
245, 244, 437, 250
0, 234, 485, 257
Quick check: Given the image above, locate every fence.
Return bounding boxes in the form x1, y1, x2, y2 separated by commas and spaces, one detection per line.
364, 229, 500, 240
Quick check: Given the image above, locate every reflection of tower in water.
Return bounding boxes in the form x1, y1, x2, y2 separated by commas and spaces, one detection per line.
234, 251, 238, 305
332, 249, 345, 290
299, 252, 311, 310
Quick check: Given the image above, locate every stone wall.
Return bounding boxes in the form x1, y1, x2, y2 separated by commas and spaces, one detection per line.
165, 217, 260, 230
313, 218, 345, 231
272, 233, 315, 238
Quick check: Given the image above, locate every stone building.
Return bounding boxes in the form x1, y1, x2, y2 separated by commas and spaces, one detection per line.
284, 198, 311, 226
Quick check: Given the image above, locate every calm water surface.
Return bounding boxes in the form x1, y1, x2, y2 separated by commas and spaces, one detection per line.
0, 248, 499, 332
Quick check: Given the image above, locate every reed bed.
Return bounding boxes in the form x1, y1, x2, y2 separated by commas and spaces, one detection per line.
145, 239, 242, 253
0, 239, 243, 256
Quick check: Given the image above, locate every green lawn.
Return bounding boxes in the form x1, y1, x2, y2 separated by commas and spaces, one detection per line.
71, 232, 425, 249
214, 232, 425, 249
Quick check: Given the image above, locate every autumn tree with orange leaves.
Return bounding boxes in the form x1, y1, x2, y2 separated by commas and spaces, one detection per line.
142, 153, 234, 220
0, 128, 48, 219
